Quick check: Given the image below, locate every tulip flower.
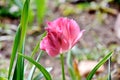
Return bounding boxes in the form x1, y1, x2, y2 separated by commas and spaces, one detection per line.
40, 17, 84, 57
40, 17, 84, 80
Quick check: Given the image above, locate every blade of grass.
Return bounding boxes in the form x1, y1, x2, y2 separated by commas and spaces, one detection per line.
14, 0, 30, 80
26, 32, 46, 80
12, 64, 17, 80
31, 32, 46, 58
8, 26, 21, 80
60, 54, 65, 80
18, 53, 52, 80
27, 51, 43, 80
86, 51, 113, 80
33, 67, 52, 80
66, 51, 76, 80
19, 0, 30, 46
16, 44, 25, 80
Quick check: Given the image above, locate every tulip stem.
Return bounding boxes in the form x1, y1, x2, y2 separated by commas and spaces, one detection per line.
60, 53, 65, 80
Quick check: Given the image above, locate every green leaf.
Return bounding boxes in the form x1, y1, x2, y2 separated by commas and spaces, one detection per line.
67, 51, 76, 80
27, 32, 46, 80
31, 32, 46, 58
35, 0, 46, 23
31, 41, 40, 58
33, 73, 43, 80
68, 68, 77, 80
60, 54, 65, 80
12, 65, 17, 80
67, 51, 72, 68
8, 26, 21, 80
87, 51, 113, 80
27, 51, 43, 80
19, 0, 30, 46
18, 53, 52, 80
13, 0, 30, 80
33, 67, 52, 80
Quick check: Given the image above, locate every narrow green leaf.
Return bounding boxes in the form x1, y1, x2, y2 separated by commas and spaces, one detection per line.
60, 54, 65, 80
27, 32, 46, 80
12, 64, 17, 80
33, 73, 43, 80
67, 51, 76, 80
87, 51, 113, 80
31, 41, 40, 58
18, 53, 52, 80
33, 67, 52, 80
31, 32, 46, 58
28, 51, 43, 80
35, 0, 46, 23
19, 0, 30, 47
8, 26, 21, 80
67, 51, 73, 68
14, 0, 30, 80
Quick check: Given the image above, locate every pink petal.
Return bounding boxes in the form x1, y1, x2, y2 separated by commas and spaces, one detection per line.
60, 38, 69, 53
72, 30, 85, 46
40, 35, 60, 57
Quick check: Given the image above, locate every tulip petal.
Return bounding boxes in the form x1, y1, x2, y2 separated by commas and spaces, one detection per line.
72, 30, 85, 46
40, 36, 60, 57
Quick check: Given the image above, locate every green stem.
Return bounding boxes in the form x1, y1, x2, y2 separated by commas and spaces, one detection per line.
60, 54, 65, 80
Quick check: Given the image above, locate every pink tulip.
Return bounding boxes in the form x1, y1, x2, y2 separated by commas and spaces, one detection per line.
40, 17, 85, 57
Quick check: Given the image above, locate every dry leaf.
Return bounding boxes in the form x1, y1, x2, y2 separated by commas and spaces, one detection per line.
78, 60, 105, 76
